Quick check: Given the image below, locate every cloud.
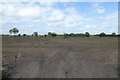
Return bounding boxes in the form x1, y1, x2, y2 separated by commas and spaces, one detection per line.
1, 2, 118, 34
46, 7, 84, 29
85, 24, 97, 28
92, 3, 106, 14
18, 6, 41, 19
85, 11, 118, 33
1, 2, 52, 24
0, 0, 119, 2
95, 8, 105, 14
47, 9, 65, 22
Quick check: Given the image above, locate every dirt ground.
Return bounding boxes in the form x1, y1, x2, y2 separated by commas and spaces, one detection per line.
2, 36, 118, 78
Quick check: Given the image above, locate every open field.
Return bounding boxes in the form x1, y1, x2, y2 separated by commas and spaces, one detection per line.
2, 36, 118, 78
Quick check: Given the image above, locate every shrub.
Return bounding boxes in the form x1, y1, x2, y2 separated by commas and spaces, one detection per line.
33, 32, 38, 36
44, 34, 47, 37
23, 34, 26, 36
18, 34, 21, 37
99, 32, 106, 37
85, 32, 90, 37
51, 33, 57, 37
111, 32, 116, 36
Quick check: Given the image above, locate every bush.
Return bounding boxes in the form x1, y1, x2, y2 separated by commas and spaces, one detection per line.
51, 33, 57, 37
99, 32, 106, 37
2, 70, 7, 78
44, 34, 47, 37
33, 32, 38, 36
23, 34, 26, 36
18, 34, 21, 37
64, 33, 69, 36
85, 32, 90, 37
111, 32, 116, 36
48, 32, 57, 37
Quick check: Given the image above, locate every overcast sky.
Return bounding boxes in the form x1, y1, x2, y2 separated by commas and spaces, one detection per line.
0, 1, 118, 35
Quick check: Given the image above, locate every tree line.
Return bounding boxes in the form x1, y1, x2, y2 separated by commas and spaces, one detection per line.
7, 27, 119, 37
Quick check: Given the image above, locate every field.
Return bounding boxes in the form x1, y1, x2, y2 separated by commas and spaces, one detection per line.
2, 36, 118, 78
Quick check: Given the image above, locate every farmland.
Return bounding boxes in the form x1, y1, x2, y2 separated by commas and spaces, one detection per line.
2, 36, 118, 78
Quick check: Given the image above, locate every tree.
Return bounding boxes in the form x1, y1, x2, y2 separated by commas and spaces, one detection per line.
33, 32, 38, 36
44, 34, 47, 37
85, 32, 90, 37
39, 34, 41, 37
69, 33, 74, 36
9, 28, 19, 36
48, 32, 57, 37
78, 33, 85, 37
64, 33, 69, 36
63, 33, 69, 38
51, 32, 57, 37
99, 32, 106, 37
12, 28, 19, 36
9, 29, 12, 35
18, 34, 21, 37
48, 32, 52, 36
23, 34, 26, 36
111, 32, 116, 36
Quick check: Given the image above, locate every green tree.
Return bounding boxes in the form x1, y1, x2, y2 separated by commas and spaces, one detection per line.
51, 32, 57, 37
99, 32, 106, 37
9, 28, 19, 36
64, 33, 68, 36
9, 29, 12, 35
18, 34, 21, 37
111, 32, 116, 36
44, 34, 47, 37
33, 32, 38, 36
48, 32, 52, 36
85, 32, 90, 37
23, 34, 26, 36
12, 28, 19, 36
69, 33, 74, 36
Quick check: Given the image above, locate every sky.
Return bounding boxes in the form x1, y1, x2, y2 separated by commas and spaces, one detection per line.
0, 1, 118, 35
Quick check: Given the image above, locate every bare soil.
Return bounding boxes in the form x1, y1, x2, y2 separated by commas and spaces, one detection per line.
2, 36, 118, 78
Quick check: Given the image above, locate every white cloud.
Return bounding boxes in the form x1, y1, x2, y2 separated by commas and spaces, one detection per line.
95, 8, 105, 14
46, 7, 84, 29
85, 11, 118, 33
47, 9, 65, 22
92, 3, 106, 14
0, 0, 119, 2
63, 14, 83, 28
3, 3, 17, 16
1, 2, 52, 24
18, 6, 41, 19
1, 2, 118, 34
85, 24, 97, 28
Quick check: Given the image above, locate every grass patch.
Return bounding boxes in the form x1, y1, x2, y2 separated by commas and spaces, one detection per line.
2, 70, 7, 78
0, 69, 8, 79
0, 70, 2, 79
118, 67, 120, 78
118, 72, 120, 78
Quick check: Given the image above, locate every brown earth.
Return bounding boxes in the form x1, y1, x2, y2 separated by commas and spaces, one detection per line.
2, 36, 118, 78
